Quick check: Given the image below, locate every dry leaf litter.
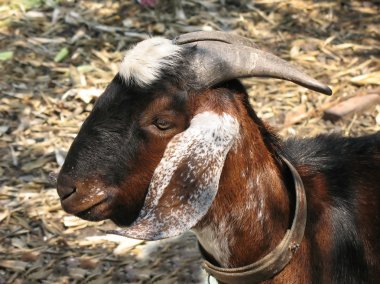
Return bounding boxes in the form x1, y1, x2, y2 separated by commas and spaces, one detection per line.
0, 0, 379, 283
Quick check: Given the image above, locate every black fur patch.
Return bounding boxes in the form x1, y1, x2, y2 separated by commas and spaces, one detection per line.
284, 134, 380, 283
61, 74, 189, 186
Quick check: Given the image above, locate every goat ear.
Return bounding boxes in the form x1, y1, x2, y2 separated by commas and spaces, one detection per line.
112, 111, 239, 240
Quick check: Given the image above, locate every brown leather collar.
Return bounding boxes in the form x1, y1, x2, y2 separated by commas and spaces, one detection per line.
200, 155, 307, 284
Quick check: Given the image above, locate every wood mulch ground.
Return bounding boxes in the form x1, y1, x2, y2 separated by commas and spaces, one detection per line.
0, 0, 379, 283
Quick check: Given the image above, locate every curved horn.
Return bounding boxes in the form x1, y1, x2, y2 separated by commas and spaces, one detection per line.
174, 30, 259, 49
175, 33, 332, 95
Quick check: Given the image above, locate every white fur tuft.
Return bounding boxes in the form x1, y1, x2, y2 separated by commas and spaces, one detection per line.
119, 37, 182, 86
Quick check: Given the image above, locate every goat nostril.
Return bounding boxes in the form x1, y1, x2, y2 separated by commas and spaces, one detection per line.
57, 173, 77, 200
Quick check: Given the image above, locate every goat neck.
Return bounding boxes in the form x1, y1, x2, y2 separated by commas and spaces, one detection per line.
193, 97, 293, 269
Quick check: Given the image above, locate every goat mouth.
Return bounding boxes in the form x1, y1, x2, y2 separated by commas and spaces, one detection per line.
61, 194, 110, 218
60, 188, 77, 201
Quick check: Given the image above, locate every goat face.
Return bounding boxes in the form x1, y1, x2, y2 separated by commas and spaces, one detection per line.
57, 75, 193, 227
57, 72, 240, 240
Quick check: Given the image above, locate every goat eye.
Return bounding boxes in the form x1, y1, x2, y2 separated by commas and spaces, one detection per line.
154, 118, 172, 130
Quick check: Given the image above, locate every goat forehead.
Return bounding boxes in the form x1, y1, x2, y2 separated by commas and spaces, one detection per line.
119, 37, 183, 87
90, 76, 130, 111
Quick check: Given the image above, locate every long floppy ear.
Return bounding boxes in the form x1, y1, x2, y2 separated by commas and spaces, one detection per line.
110, 111, 239, 240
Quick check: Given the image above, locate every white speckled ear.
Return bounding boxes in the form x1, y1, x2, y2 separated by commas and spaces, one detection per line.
112, 111, 239, 240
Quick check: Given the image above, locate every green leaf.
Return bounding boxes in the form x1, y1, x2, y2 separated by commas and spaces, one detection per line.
77, 65, 94, 73
54, 47, 69, 62
0, 51, 13, 61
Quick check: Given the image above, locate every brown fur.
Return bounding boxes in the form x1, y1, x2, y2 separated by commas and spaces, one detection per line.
58, 78, 380, 283
194, 89, 291, 268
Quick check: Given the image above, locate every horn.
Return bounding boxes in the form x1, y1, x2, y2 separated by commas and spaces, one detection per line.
174, 32, 332, 96
174, 30, 259, 49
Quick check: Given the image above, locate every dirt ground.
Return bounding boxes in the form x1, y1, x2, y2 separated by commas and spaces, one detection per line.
0, 0, 379, 283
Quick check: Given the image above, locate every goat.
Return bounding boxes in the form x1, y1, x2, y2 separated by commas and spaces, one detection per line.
57, 31, 380, 283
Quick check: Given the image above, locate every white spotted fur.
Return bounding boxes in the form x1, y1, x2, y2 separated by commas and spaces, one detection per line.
119, 37, 182, 86
114, 111, 239, 240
